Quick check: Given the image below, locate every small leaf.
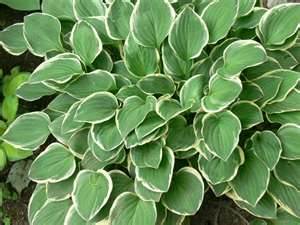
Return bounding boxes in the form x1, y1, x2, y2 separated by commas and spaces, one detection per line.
2, 112, 50, 151
47, 175, 75, 201
109, 192, 157, 225
75, 92, 118, 123
17, 82, 56, 101
28, 185, 47, 224
70, 21, 102, 65
275, 159, 300, 190
168, 7, 208, 60
130, 0, 175, 48
202, 111, 241, 161
156, 98, 186, 121
42, 0, 75, 21
0, 0, 40, 10
269, 208, 300, 225
162, 167, 204, 216
237, 0, 256, 17
277, 124, 300, 160
135, 179, 162, 202
24, 13, 64, 56
72, 169, 113, 220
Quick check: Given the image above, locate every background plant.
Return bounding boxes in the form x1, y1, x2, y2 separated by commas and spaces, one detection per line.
1, 0, 300, 225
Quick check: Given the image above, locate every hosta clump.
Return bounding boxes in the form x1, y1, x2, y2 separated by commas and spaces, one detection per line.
2, 0, 300, 224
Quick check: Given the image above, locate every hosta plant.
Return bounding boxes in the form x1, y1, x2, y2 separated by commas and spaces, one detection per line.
1, 0, 300, 224
0, 67, 32, 171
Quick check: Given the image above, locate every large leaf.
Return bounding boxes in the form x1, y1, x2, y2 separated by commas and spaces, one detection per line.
251, 131, 282, 170
168, 7, 208, 60
70, 21, 102, 65
0, 0, 40, 10
230, 151, 270, 206
72, 170, 113, 220
201, 0, 238, 44
202, 111, 241, 161
130, 0, 175, 48
2, 112, 50, 151
29, 53, 83, 83
124, 34, 159, 77
277, 124, 300, 160
75, 92, 118, 123
23, 13, 64, 56
29, 143, 76, 183
217, 40, 267, 78
162, 167, 204, 216
0, 23, 27, 55
258, 3, 300, 47
198, 147, 243, 185
32, 199, 72, 225
109, 192, 157, 225
106, 0, 134, 40
202, 75, 242, 112
136, 147, 175, 192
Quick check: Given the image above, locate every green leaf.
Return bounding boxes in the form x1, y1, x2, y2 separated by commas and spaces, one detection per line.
267, 50, 298, 69
70, 21, 102, 65
166, 116, 196, 152
269, 208, 300, 225
237, 0, 256, 17
135, 112, 166, 140
24, 13, 64, 56
231, 101, 264, 129
268, 175, 300, 218
135, 179, 162, 202
29, 53, 83, 83
93, 50, 114, 72
29, 143, 76, 183
2, 142, 32, 162
202, 75, 242, 113
106, 0, 134, 40
162, 41, 193, 81
72, 170, 112, 220
239, 81, 263, 102
156, 98, 186, 121
130, 140, 163, 168
234, 7, 267, 30
73, 0, 106, 19
91, 119, 123, 151
198, 147, 244, 185
136, 147, 175, 192
230, 151, 270, 206
68, 128, 89, 158
162, 167, 204, 216
2, 95, 18, 122
48, 94, 78, 113
0, 23, 27, 55
202, 111, 241, 161
179, 74, 206, 112
47, 175, 75, 201
201, 0, 238, 44
251, 131, 282, 170
277, 124, 300, 160
267, 111, 300, 125
124, 34, 159, 77
42, 0, 75, 21
137, 74, 175, 96
64, 70, 116, 99
275, 159, 300, 190
210, 38, 238, 61
32, 199, 72, 225
0, 0, 40, 10
2, 112, 50, 151
75, 92, 118, 123
17, 81, 56, 101
28, 185, 47, 224
163, 210, 185, 225
62, 102, 85, 133
109, 192, 157, 225
116, 96, 156, 138
217, 40, 267, 78
130, 0, 175, 48
168, 7, 208, 60
64, 205, 89, 225
258, 4, 300, 47
49, 116, 72, 145
234, 194, 277, 219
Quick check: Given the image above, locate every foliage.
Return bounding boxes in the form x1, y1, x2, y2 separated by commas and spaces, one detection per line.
1, 0, 300, 224
0, 67, 32, 171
